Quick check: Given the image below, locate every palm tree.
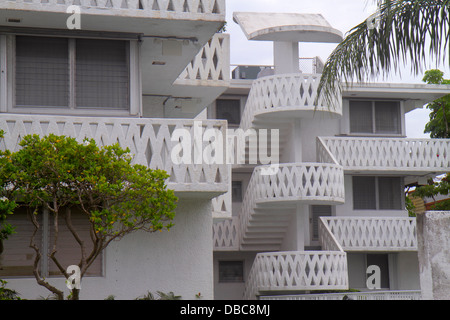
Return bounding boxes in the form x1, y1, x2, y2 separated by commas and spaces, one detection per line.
318, 0, 450, 107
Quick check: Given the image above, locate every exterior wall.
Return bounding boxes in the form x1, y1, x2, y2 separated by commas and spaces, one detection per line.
5, 199, 214, 300
213, 251, 257, 300
346, 252, 420, 291
299, 117, 340, 163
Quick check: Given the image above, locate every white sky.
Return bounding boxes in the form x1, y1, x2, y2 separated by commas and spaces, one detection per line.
225, 0, 450, 138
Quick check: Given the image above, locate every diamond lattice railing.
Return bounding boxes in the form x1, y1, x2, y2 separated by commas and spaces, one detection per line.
1, 0, 225, 18
243, 251, 348, 300
0, 114, 228, 195
319, 217, 418, 252
176, 33, 230, 87
240, 73, 342, 130
318, 137, 450, 172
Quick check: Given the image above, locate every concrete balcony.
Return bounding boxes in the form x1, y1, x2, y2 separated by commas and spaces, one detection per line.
241, 73, 342, 130
0, 114, 229, 198
317, 136, 450, 176
260, 290, 422, 300
243, 250, 348, 299
0, 0, 225, 29
238, 163, 345, 251
169, 33, 230, 118
319, 217, 418, 252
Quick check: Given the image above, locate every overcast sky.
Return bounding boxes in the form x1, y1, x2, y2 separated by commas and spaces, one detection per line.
225, 0, 450, 138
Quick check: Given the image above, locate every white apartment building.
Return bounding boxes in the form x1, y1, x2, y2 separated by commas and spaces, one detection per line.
0, 0, 230, 300
210, 12, 450, 300
0, 2, 449, 301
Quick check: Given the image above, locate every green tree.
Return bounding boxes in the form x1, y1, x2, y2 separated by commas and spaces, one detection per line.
0, 130, 16, 255
422, 69, 450, 138
1, 134, 177, 300
318, 0, 450, 107
412, 69, 450, 211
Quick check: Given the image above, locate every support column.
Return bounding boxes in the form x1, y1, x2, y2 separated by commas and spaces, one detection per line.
294, 204, 308, 251
274, 41, 299, 74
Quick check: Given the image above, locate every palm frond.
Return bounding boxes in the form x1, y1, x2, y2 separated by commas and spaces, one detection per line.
318, 0, 450, 108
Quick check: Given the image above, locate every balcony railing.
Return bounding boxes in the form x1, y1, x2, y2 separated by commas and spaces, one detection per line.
260, 290, 422, 300
0, 114, 228, 196
176, 33, 230, 87
238, 163, 345, 248
318, 136, 450, 173
213, 217, 240, 251
243, 251, 348, 300
320, 217, 418, 252
0, 0, 225, 20
254, 163, 345, 205
240, 73, 342, 130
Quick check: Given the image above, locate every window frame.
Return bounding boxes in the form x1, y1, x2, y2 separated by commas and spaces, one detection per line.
4, 34, 140, 117
218, 260, 245, 283
209, 95, 244, 128
0, 207, 104, 279
352, 176, 404, 211
345, 99, 405, 137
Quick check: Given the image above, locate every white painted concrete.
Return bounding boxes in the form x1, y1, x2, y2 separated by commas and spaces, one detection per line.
6, 199, 214, 300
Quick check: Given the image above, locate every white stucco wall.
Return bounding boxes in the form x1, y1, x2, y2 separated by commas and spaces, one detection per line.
346, 252, 420, 292
5, 198, 214, 300
213, 251, 257, 300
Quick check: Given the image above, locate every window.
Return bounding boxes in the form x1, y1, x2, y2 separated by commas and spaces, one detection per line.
216, 99, 241, 125
349, 100, 401, 134
311, 205, 332, 241
232, 181, 243, 202
218, 261, 244, 283
14, 36, 129, 110
0, 207, 102, 278
353, 176, 403, 210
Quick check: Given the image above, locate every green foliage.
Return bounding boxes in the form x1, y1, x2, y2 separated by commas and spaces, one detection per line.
318, 1, 450, 108
0, 279, 22, 300
413, 174, 450, 210
0, 130, 16, 251
135, 291, 182, 300
422, 69, 450, 138
0, 133, 178, 299
6, 133, 177, 238
405, 196, 416, 217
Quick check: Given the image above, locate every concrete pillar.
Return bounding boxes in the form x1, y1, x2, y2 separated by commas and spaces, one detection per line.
274, 41, 299, 74
295, 204, 308, 251
416, 211, 450, 300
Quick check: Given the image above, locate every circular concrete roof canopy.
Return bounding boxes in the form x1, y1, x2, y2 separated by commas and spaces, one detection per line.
233, 12, 343, 43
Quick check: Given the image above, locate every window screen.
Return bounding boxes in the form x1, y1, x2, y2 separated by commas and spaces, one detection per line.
352, 176, 377, 210
75, 39, 129, 109
375, 101, 401, 134
232, 181, 243, 202
15, 36, 70, 108
216, 99, 241, 125
349, 101, 373, 133
378, 177, 402, 210
0, 208, 42, 277
219, 261, 244, 282
48, 207, 102, 277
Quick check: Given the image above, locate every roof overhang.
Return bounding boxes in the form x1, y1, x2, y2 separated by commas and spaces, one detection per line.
233, 12, 343, 43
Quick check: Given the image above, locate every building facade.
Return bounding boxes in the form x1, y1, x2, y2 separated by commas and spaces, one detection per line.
0, 2, 449, 300
211, 12, 450, 300
0, 0, 230, 300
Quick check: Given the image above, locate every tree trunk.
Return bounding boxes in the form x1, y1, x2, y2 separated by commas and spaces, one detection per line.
71, 288, 80, 300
